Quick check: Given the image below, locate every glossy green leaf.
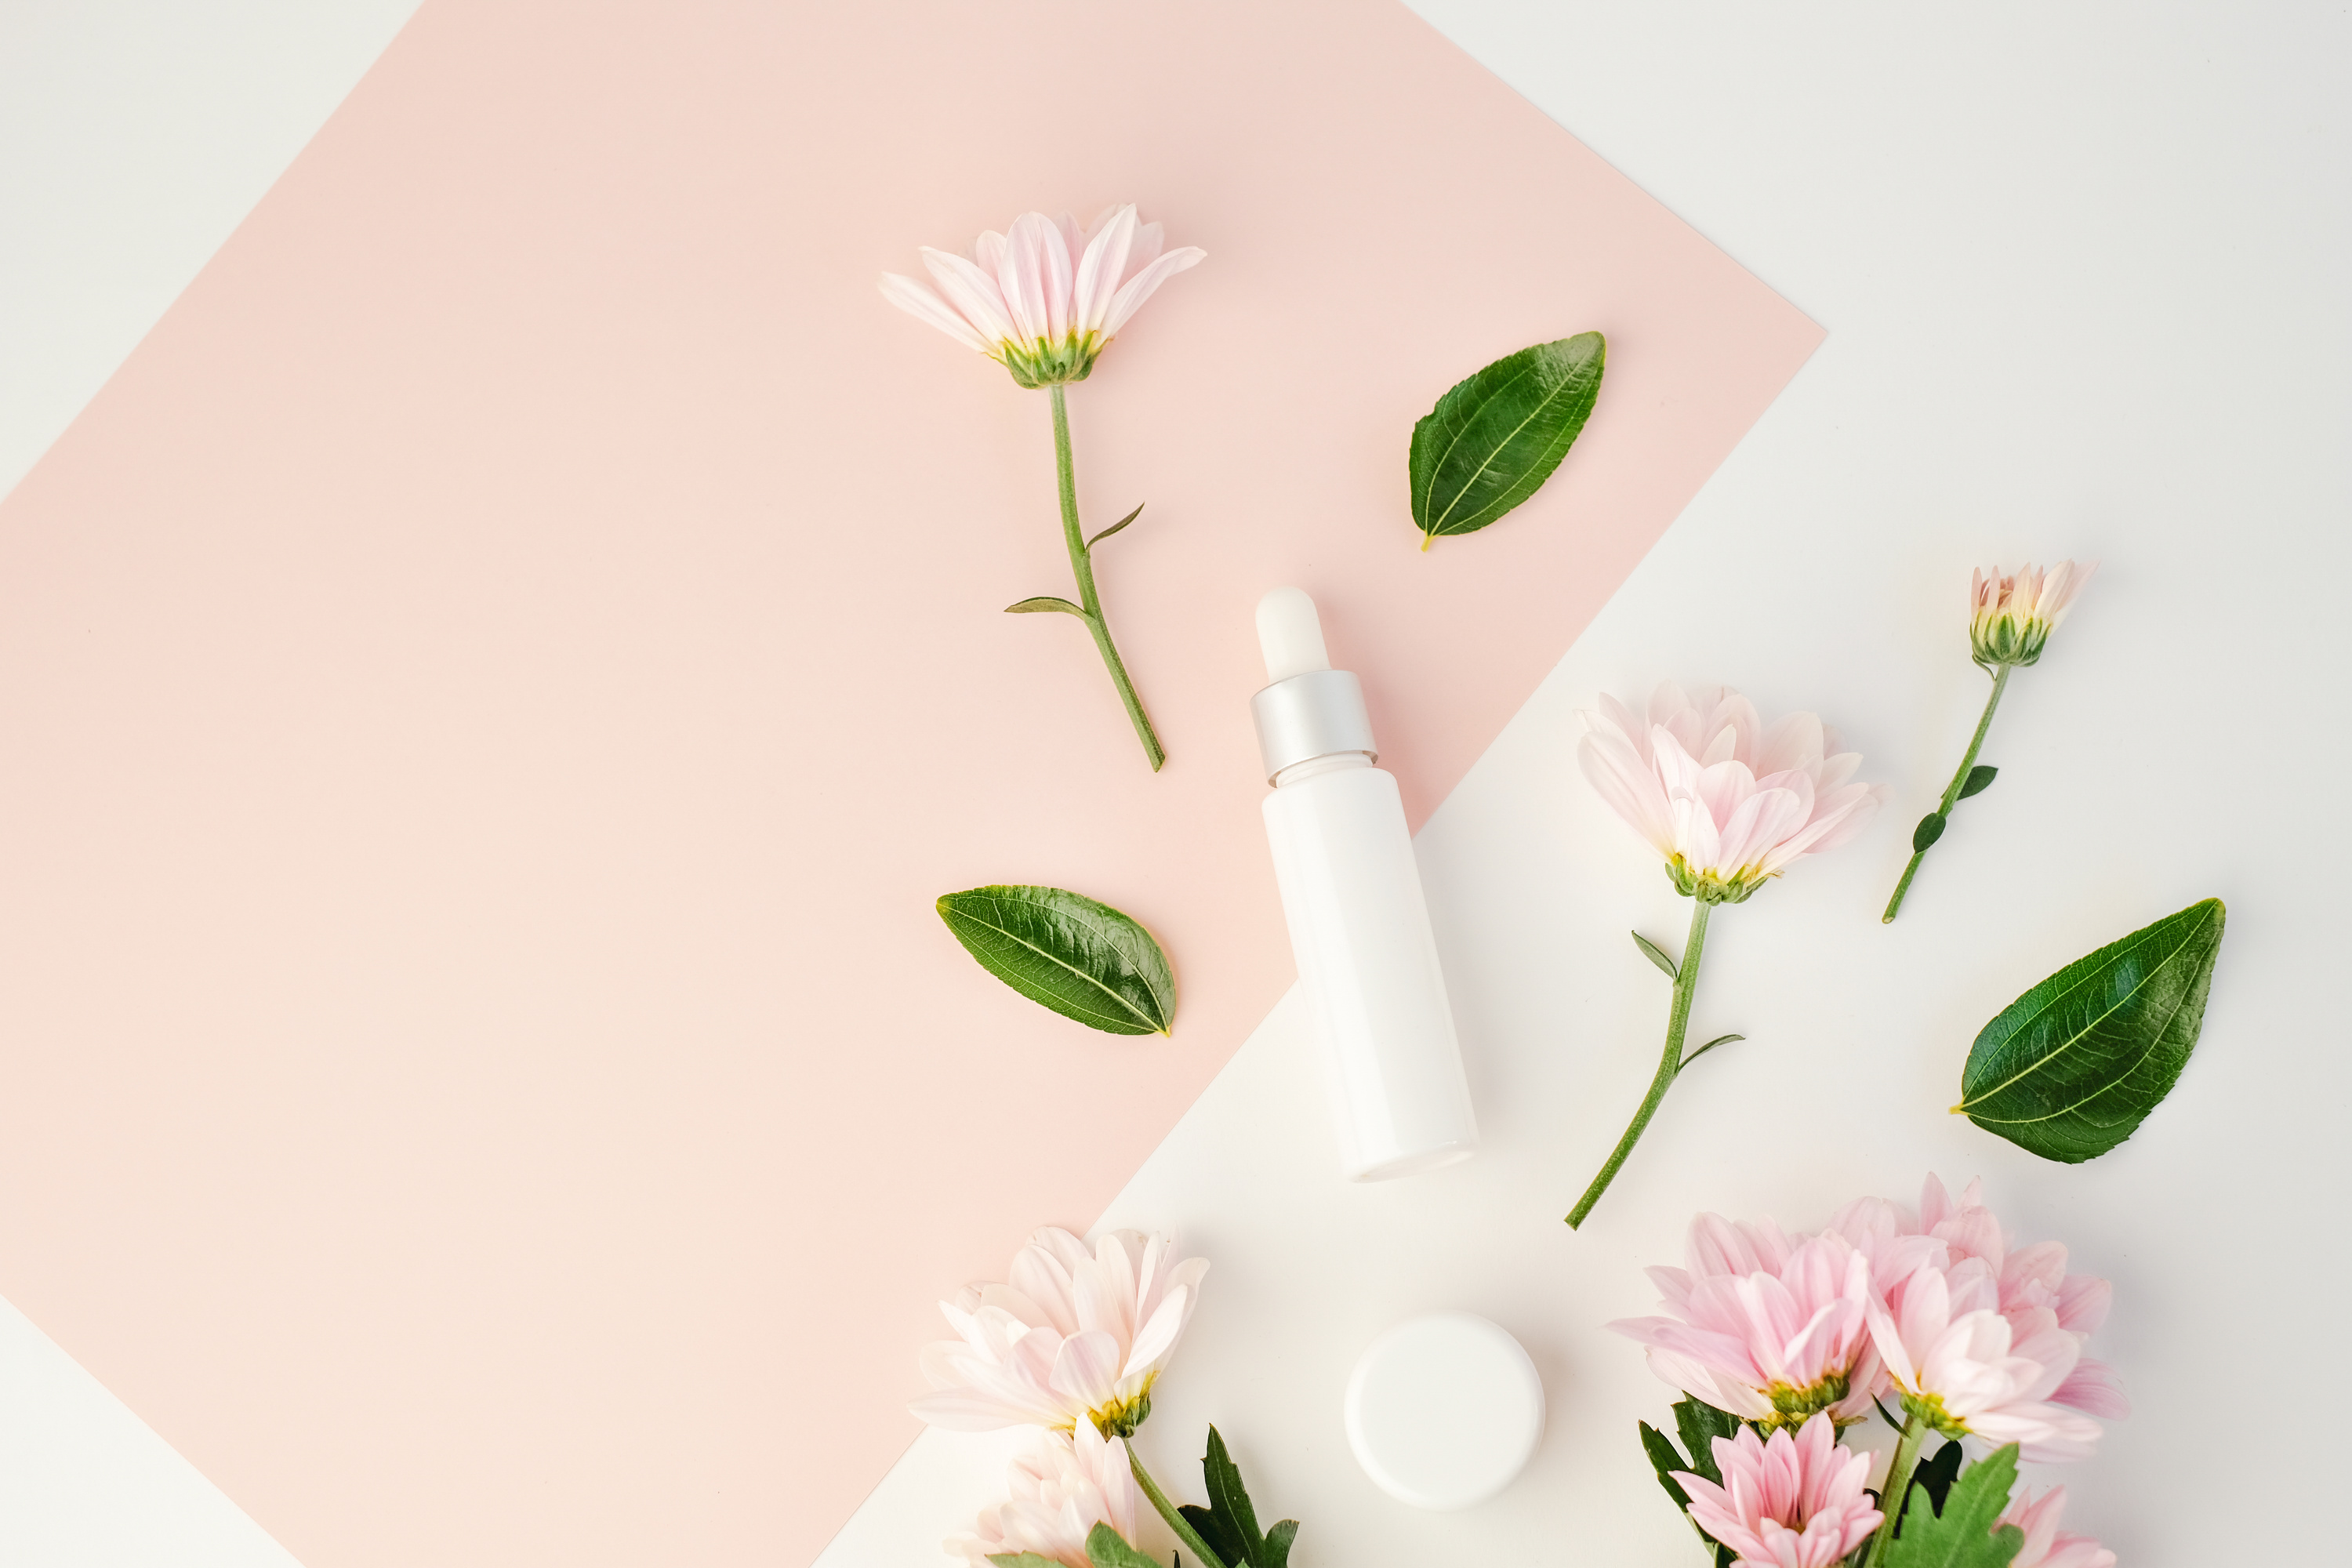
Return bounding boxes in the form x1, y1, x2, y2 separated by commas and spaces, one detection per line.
1957, 898, 2225, 1162
1004, 596, 1088, 617
1408, 332, 1606, 546
1879, 1443, 2025, 1567
1958, 764, 1998, 800
1083, 1523, 1163, 1568
937, 885, 1176, 1036
1912, 812, 1947, 852
1632, 929, 1679, 979
1087, 503, 1145, 550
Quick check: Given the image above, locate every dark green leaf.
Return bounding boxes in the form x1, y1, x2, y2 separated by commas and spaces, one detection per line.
1638, 1421, 1697, 1511
989, 1555, 1067, 1568
1084, 1523, 1165, 1568
1957, 898, 2226, 1162
1638, 1405, 1740, 1566
1632, 929, 1679, 979
1912, 812, 1947, 852
1909, 1439, 1964, 1519
1958, 764, 1998, 800
1188, 1428, 1294, 1568
1679, 1033, 1744, 1068
1177, 1506, 1240, 1568
1201, 1429, 1263, 1567
937, 885, 1177, 1036
1879, 1443, 2026, 1568
1004, 596, 1089, 617
1087, 503, 1145, 549
1673, 1399, 1741, 1486
1408, 332, 1606, 546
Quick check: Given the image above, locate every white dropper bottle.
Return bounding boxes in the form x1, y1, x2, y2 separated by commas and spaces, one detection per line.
1252, 587, 1479, 1181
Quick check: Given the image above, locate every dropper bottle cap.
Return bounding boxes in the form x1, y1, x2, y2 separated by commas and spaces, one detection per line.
1251, 587, 1377, 782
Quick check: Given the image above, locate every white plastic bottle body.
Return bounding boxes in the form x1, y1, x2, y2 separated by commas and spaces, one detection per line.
1261, 754, 1479, 1181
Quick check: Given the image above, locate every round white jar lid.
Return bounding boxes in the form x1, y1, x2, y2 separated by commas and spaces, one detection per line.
1343, 1311, 1544, 1511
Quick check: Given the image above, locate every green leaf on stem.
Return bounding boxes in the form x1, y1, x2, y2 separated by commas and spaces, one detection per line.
1912, 812, 1947, 852
1181, 1428, 1297, 1568
1635, 1403, 1740, 1567
1083, 1523, 1165, 1568
1408, 332, 1606, 546
937, 885, 1177, 1036
1004, 596, 1090, 617
1632, 930, 1679, 979
1958, 764, 1998, 800
1956, 898, 2226, 1162
1086, 503, 1145, 550
1679, 1033, 1745, 1068
1878, 1443, 2026, 1567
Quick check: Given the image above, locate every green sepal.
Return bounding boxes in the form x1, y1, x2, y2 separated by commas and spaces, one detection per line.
1878, 1443, 2027, 1567
1912, 812, 1947, 852
1956, 897, 2226, 1161
989, 1555, 1067, 1568
1958, 764, 1998, 800
1632, 930, 1679, 979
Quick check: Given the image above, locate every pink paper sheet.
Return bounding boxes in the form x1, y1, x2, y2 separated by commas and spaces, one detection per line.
0, 2, 1818, 1563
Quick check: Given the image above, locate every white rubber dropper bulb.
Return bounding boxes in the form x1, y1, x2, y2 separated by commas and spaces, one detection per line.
1256, 586, 1331, 684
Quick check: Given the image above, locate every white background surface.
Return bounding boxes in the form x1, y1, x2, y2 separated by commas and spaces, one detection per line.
4, 2, 2347, 1563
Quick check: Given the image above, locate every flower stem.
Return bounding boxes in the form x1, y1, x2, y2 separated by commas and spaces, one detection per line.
1567, 898, 1712, 1229
1123, 1436, 1226, 1568
1860, 1410, 1931, 1567
1049, 384, 1166, 772
1882, 663, 2011, 923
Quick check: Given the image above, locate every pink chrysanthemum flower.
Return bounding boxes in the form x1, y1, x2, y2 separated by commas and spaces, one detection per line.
1998, 1484, 2117, 1568
947, 1423, 1139, 1568
1831, 1177, 2128, 1420
1866, 1254, 2103, 1462
1578, 684, 1886, 904
1968, 559, 2096, 669
1675, 1414, 1882, 1568
1610, 1214, 1903, 1428
911, 1228, 1208, 1436
880, 205, 1205, 387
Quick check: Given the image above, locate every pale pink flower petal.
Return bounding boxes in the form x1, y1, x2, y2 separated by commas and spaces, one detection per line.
1677, 1415, 1881, 1568
1581, 684, 1884, 902
1072, 204, 1138, 336
1611, 1218, 1882, 1427
1102, 244, 1207, 336
885, 206, 1200, 386
946, 1424, 1140, 1568
879, 271, 992, 353
913, 1227, 1207, 1435
1998, 1485, 2116, 1568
